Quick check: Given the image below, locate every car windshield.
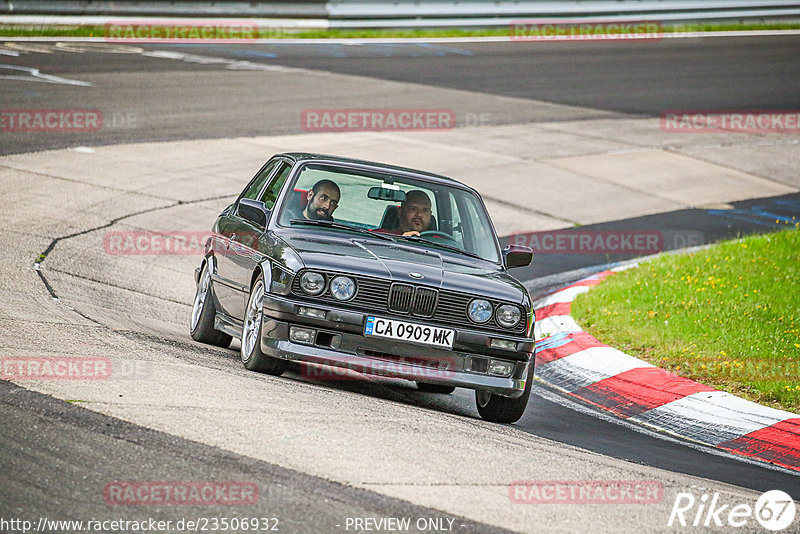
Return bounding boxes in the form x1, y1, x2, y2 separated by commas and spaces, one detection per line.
277, 163, 501, 263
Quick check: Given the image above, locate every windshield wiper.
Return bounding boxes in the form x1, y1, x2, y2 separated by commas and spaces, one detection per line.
396, 234, 484, 260
289, 219, 395, 241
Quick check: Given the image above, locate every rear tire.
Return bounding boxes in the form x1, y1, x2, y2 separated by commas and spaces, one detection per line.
475, 362, 534, 424
241, 275, 287, 376
416, 382, 456, 394
190, 259, 232, 348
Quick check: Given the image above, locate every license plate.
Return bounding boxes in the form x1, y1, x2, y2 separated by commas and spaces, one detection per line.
364, 316, 454, 349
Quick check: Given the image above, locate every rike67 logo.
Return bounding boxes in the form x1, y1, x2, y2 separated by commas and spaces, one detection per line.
669, 490, 796, 531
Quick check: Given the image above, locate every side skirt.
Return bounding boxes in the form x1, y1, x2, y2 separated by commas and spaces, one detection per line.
215, 313, 243, 340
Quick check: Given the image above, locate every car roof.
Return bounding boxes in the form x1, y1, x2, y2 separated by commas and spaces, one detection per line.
277, 152, 475, 191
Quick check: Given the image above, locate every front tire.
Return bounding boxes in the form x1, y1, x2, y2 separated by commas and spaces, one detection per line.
241, 275, 287, 376
475, 362, 534, 424
190, 259, 232, 348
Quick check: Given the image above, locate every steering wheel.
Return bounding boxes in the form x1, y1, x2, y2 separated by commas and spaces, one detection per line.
419, 230, 458, 243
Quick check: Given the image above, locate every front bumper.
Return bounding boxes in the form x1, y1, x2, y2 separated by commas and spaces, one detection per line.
260, 294, 534, 397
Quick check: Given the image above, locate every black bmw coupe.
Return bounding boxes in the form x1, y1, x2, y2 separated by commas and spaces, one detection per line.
191, 153, 535, 423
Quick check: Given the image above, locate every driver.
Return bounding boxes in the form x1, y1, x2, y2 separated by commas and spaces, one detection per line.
292, 179, 340, 221
396, 190, 432, 236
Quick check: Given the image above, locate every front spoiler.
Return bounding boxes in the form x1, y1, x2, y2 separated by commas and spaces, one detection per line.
259, 294, 533, 397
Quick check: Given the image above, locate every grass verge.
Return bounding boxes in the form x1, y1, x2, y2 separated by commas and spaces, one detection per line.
1, 22, 799, 39
571, 228, 800, 413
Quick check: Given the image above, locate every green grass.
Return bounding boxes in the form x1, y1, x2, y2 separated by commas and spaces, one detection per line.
1, 21, 799, 39
571, 227, 800, 413
0, 25, 509, 38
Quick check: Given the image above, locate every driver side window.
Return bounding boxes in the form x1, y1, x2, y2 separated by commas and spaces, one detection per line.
241, 161, 278, 202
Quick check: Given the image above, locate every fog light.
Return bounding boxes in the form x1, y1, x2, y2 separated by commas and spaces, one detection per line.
464, 356, 489, 374
289, 326, 316, 344
298, 306, 326, 319
490, 338, 517, 351
488, 359, 515, 377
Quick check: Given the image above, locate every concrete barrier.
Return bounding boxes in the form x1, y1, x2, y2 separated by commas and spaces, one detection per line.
3, 0, 800, 26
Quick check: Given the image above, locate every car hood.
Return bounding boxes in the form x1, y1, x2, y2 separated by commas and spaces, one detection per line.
276, 229, 528, 304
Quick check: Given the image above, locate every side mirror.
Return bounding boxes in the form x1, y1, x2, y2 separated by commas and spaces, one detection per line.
238, 198, 270, 228
503, 244, 533, 268
368, 186, 406, 202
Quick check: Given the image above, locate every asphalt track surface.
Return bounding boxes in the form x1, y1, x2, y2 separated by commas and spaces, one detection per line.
0, 380, 503, 534
2, 35, 800, 531
228, 37, 800, 113
1, 35, 799, 154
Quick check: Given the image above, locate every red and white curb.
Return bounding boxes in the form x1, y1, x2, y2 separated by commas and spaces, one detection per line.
532, 268, 800, 472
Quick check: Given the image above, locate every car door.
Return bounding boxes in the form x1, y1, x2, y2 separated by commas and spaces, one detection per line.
226, 160, 293, 321
214, 159, 280, 319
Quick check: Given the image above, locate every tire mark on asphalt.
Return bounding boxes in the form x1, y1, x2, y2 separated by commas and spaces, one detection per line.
0, 164, 201, 200
47, 267, 194, 307
32, 192, 234, 317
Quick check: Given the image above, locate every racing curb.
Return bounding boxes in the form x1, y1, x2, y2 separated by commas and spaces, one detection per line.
531, 267, 800, 473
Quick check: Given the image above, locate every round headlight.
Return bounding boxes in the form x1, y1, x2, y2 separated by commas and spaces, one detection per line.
329, 276, 356, 301
496, 304, 522, 328
299, 271, 325, 295
468, 299, 493, 324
